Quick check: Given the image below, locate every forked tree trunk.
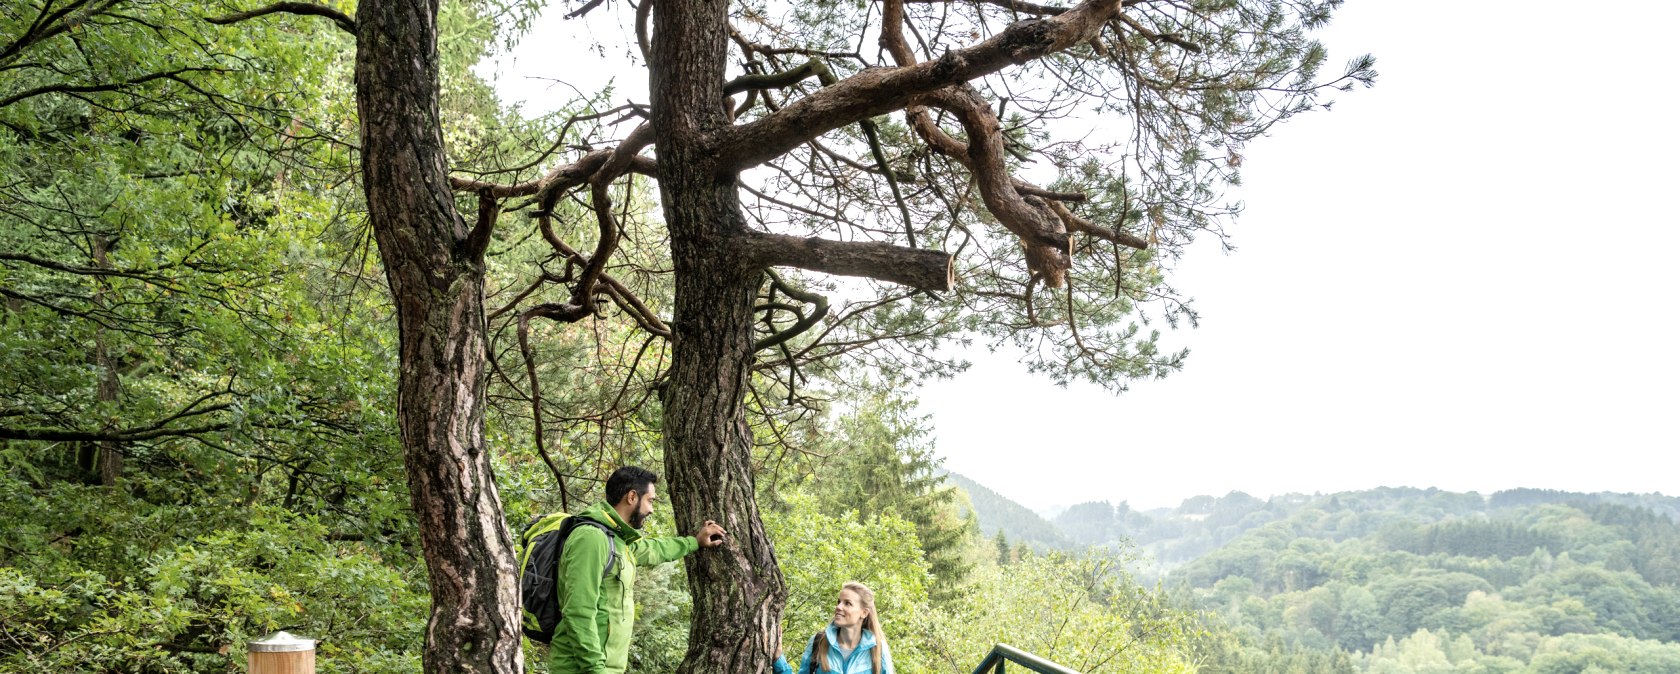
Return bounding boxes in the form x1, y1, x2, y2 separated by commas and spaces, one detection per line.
354, 0, 521, 671
651, 1, 788, 673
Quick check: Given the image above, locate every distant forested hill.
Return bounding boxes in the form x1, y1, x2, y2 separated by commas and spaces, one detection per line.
1154, 489, 1680, 673
940, 471, 1072, 551
941, 477, 1680, 672
1054, 487, 1680, 569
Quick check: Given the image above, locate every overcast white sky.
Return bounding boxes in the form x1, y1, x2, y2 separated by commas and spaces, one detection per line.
922, 1, 1680, 511
484, 1, 1680, 512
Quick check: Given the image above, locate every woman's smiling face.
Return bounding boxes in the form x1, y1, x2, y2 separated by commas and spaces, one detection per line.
832, 588, 866, 628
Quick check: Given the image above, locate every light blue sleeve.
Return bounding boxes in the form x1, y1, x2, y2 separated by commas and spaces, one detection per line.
773, 653, 794, 674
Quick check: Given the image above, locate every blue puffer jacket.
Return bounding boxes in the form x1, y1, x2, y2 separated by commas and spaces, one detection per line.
773, 624, 894, 674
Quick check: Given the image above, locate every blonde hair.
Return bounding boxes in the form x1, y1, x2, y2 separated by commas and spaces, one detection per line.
811, 582, 888, 674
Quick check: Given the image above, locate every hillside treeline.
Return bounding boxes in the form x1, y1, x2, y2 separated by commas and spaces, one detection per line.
1038, 488, 1680, 673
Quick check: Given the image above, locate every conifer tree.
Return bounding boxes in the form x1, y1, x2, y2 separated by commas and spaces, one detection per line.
815, 389, 974, 596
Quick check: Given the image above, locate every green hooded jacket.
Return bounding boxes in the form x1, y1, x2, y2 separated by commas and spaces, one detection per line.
549, 500, 699, 674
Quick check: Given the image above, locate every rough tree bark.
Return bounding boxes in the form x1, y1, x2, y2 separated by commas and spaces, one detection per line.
354, 0, 521, 671
650, 0, 790, 671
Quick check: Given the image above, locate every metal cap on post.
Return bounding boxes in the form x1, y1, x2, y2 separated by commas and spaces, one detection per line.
249, 631, 316, 674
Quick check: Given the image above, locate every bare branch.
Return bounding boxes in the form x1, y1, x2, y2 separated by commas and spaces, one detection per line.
517, 309, 572, 508
724, 59, 829, 96
564, 0, 607, 20
1047, 199, 1147, 249
535, 215, 671, 338
0, 252, 186, 289
204, 2, 357, 35
754, 271, 830, 352
0, 0, 122, 67
1113, 12, 1202, 54
450, 126, 656, 198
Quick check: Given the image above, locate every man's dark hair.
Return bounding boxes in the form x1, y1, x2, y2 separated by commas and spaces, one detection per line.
605, 466, 658, 506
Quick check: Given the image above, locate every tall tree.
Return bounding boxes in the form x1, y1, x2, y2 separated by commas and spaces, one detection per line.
215, 0, 1371, 671
815, 388, 973, 594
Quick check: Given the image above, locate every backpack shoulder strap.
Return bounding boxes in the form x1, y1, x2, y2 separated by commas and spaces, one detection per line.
564, 516, 619, 580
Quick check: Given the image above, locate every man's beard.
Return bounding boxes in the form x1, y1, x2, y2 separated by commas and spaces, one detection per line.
628, 510, 648, 529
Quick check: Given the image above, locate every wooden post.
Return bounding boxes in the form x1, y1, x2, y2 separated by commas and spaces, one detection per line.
249, 631, 315, 674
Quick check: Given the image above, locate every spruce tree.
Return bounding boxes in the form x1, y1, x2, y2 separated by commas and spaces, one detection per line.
815, 388, 974, 596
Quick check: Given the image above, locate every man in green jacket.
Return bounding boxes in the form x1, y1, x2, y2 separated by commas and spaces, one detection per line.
550, 466, 727, 674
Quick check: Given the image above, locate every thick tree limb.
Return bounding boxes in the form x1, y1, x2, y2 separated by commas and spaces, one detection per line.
918, 86, 1073, 284
563, 0, 607, 20
725, 59, 918, 246
739, 231, 953, 292
205, 2, 357, 36
1015, 184, 1086, 202
882, 0, 1137, 284
572, 180, 623, 311
636, 0, 653, 61
718, 0, 1125, 169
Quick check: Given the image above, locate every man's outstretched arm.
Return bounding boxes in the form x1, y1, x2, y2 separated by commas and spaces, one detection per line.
629, 520, 725, 565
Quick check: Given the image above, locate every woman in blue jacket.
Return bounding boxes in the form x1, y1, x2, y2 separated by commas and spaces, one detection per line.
775, 582, 894, 674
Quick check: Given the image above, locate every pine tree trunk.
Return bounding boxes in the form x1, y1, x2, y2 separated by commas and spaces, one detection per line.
354, 0, 521, 671
651, 0, 788, 672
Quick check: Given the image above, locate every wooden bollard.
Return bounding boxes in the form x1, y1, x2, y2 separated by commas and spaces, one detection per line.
249, 631, 316, 674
